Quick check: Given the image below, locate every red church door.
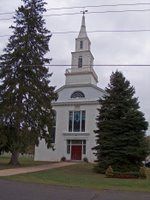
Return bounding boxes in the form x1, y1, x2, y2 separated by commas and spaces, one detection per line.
71, 145, 82, 160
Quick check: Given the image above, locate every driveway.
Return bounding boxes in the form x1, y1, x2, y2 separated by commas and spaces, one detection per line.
0, 180, 149, 200
0, 162, 77, 176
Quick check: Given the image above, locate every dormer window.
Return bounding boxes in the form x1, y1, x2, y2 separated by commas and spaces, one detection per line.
80, 40, 83, 49
71, 91, 85, 98
78, 56, 82, 68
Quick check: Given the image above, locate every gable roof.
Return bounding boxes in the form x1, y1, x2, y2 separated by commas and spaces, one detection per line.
56, 83, 106, 95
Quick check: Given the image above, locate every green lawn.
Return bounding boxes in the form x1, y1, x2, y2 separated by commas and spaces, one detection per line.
2, 163, 150, 192
0, 155, 52, 170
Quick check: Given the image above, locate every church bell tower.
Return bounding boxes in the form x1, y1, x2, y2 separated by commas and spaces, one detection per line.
65, 13, 98, 85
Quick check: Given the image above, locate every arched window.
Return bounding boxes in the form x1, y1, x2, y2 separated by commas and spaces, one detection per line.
78, 56, 82, 68
71, 91, 85, 98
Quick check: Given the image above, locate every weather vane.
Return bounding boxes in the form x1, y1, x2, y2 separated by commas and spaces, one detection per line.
80, 9, 88, 15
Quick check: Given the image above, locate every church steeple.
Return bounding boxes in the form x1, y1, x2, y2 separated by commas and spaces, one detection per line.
75, 12, 91, 52
78, 14, 88, 38
65, 14, 98, 85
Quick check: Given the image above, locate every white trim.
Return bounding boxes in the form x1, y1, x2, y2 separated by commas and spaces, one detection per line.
52, 100, 99, 106
56, 83, 106, 94
63, 132, 90, 136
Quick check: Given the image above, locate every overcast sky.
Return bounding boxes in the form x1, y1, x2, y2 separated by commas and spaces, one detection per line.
0, 0, 150, 134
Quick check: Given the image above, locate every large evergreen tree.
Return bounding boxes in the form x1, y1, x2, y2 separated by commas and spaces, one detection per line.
94, 71, 148, 173
0, 0, 57, 165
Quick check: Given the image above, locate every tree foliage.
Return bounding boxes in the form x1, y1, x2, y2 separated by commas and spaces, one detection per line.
94, 71, 148, 173
0, 0, 57, 165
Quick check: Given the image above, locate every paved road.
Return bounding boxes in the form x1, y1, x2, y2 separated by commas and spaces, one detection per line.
0, 180, 150, 200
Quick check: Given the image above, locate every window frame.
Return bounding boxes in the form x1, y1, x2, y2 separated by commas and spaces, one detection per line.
66, 140, 86, 155
68, 110, 86, 132
78, 56, 82, 68
71, 91, 85, 98
80, 40, 83, 49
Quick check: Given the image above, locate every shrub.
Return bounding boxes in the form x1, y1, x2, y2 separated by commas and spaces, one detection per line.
113, 171, 139, 179
105, 165, 113, 178
60, 156, 66, 162
83, 157, 88, 163
139, 167, 147, 179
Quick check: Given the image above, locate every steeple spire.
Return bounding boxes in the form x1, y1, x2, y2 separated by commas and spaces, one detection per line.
78, 10, 88, 38
65, 12, 98, 85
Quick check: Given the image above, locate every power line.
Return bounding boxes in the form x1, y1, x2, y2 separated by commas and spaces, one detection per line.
52, 29, 150, 34
44, 8, 150, 17
1, 2, 150, 15
48, 64, 150, 67
1, 8, 150, 21
0, 34, 12, 38
90, 8, 150, 14
0, 17, 13, 21
0, 12, 14, 16
47, 2, 150, 11
0, 29, 150, 38
0, 64, 150, 67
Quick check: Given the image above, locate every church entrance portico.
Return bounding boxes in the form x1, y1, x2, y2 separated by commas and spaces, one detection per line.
67, 140, 86, 161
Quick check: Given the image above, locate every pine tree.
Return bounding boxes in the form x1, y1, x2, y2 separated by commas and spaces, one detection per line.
94, 71, 148, 173
0, 0, 57, 165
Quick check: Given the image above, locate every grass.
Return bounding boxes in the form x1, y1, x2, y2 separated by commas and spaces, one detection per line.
2, 163, 150, 192
0, 154, 52, 170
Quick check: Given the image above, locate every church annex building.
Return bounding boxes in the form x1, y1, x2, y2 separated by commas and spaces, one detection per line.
34, 15, 105, 163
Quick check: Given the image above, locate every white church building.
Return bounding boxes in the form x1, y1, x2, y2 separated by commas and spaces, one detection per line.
34, 15, 105, 163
